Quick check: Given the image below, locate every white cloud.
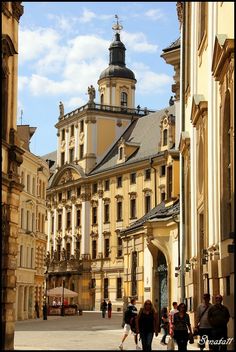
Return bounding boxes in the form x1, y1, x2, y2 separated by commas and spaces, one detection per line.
145, 9, 165, 20
18, 76, 29, 91
122, 31, 158, 53
66, 96, 87, 109
67, 35, 109, 62
47, 14, 76, 32
79, 8, 96, 23
19, 27, 60, 64
28, 74, 71, 96
133, 62, 172, 94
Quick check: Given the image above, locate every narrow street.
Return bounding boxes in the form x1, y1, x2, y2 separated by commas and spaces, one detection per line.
14, 311, 201, 350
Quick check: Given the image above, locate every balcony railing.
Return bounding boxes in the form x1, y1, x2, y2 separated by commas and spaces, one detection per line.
59, 103, 155, 121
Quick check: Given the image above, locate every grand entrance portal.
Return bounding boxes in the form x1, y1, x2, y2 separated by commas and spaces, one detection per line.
154, 250, 168, 318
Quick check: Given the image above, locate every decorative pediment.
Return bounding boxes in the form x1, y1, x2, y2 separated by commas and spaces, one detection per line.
191, 95, 208, 127
49, 164, 85, 188
212, 35, 234, 82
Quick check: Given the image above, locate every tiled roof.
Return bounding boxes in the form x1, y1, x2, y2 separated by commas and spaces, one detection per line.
120, 199, 180, 235
89, 105, 175, 175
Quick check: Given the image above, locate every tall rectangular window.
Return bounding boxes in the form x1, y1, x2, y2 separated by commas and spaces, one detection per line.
61, 129, 65, 141
67, 212, 71, 229
145, 169, 151, 180
160, 165, 166, 176
27, 175, 31, 193
20, 245, 23, 267
80, 120, 84, 133
32, 213, 35, 232
117, 176, 122, 188
77, 208, 81, 226
31, 248, 34, 268
104, 179, 110, 191
104, 204, 110, 223
92, 240, 97, 259
61, 152, 65, 166
26, 211, 30, 231
145, 195, 151, 214
117, 236, 123, 257
66, 243, 71, 260
92, 207, 97, 225
79, 144, 84, 159
32, 177, 36, 195
92, 183, 97, 194
77, 186, 81, 196
69, 148, 74, 163
117, 201, 122, 221
51, 217, 54, 233
57, 244, 61, 261
130, 199, 136, 219
104, 278, 109, 299
58, 214, 62, 230
21, 208, 24, 229
70, 124, 74, 137
167, 166, 173, 199
117, 278, 122, 299
104, 238, 110, 258
130, 173, 136, 184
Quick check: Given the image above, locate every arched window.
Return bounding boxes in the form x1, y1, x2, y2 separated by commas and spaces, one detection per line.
163, 129, 168, 146
120, 92, 127, 108
119, 147, 123, 160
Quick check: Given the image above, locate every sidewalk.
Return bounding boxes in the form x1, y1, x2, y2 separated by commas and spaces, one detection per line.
14, 313, 201, 350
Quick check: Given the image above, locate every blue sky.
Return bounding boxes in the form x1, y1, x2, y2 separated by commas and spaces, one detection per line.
18, 2, 179, 156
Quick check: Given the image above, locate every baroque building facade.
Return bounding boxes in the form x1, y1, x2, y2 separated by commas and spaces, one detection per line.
1, 2, 24, 350
44, 25, 180, 312
177, 2, 234, 348
15, 125, 49, 320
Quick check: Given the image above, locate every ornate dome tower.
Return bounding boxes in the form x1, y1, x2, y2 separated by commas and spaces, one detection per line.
98, 16, 136, 108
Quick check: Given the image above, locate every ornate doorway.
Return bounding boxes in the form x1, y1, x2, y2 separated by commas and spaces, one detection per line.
156, 250, 168, 318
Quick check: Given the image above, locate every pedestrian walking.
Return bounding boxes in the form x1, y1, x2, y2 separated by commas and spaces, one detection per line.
169, 301, 178, 336
172, 302, 193, 350
207, 294, 230, 352
194, 293, 213, 350
100, 299, 107, 318
119, 297, 141, 350
136, 299, 159, 351
35, 301, 40, 319
108, 300, 112, 319
43, 303, 47, 320
160, 307, 169, 345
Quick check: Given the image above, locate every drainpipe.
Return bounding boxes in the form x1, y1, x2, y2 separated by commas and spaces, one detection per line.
150, 157, 157, 206
180, 2, 186, 303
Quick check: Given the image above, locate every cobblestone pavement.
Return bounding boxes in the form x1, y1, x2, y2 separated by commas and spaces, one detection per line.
14, 311, 202, 350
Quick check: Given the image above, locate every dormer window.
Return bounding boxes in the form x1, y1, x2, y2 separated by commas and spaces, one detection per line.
163, 129, 168, 146
121, 92, 127, 108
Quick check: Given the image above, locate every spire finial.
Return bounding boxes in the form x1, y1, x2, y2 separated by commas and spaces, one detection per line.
112, 14, 123, 34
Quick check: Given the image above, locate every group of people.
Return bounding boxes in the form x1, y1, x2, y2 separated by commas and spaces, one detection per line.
100, 299, 112, 318
118, 294, 230, 351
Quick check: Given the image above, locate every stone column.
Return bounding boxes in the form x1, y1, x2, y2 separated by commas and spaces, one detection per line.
57, 131, 60, 167
143, 245, 153, 302
65, 128, 69, 163
47, 210, 51, 252
97, 190, 103, 255
71, 203, 75, 255
53, 209, 57, 250
62, 206, 66, 249
81, 188, 91, 255
74, 124, 78, 161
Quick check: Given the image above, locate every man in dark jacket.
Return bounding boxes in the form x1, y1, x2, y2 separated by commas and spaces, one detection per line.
119, 298, 141, 350
208, 295, 230, 351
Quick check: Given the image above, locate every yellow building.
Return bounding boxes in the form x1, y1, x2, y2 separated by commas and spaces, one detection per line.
1, 2, 24, 349
15, 125, 49, 320
177, 2, 234, 348
44, 23, 180, 313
